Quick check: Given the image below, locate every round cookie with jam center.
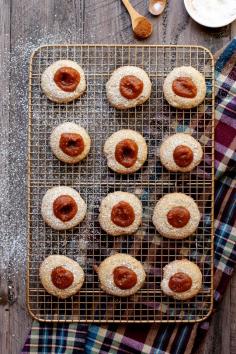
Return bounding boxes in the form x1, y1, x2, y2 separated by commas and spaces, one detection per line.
104, 129, 148, 174
99, 191, 142, 236
39, 255, 85, 299
163, 66, 206, 109
152, 193, 200, 239
106, 66, 152, 109
41, 186, 86, 230
41, 60, 86, 103
160, 133, 203, 172
161, 259, 202, 300
96, 253, 146, 297
50, 122, 91, 164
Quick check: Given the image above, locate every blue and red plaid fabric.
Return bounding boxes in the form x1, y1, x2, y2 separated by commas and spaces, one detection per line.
22, 39, 236, 354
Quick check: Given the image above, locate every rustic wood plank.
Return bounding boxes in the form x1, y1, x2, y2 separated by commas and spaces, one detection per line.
230, 273, 236, 354
84, 0, 232, 50
0, 1, 11, 354
84, 0, 131, 43
195, 272, 236, 354
231, 20, 236, 38
210, 278, 231, 354
6, 1, 85, 353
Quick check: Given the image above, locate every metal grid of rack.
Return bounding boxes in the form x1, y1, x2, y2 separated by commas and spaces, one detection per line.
28, 45, 214, 322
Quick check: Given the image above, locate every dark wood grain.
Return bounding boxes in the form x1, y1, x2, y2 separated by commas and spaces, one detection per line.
0, 0, 235, 353
1, 1, 85, 353
195, 275, 236, 354
231, 275, 236, 354
0, 0, 11, 353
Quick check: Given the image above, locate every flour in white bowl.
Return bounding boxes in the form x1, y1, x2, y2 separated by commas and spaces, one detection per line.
188, 0, 236, 27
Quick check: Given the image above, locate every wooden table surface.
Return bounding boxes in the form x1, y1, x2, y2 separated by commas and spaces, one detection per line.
0, 1, 235, 353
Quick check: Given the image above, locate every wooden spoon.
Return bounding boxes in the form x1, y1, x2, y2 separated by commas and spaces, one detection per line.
148, 0, 167, 16
122, 0, 153, 39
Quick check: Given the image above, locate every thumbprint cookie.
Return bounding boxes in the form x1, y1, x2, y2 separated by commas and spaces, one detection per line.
39, 255, 85, 299
50, 122, 91, 164
41, 60, 86, 103
160, 133, 203, 172
41, 186, 86, 230
95, 253, 146, 297
106, 66, 152, 109
161, 259, 202, 300
104, 129, 147, 174
163, 66, 206, 109
152, 193, 200, 239
99, 192, 142, 236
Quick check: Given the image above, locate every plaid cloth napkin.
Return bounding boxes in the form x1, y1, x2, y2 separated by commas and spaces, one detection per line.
22, 39, 236, 354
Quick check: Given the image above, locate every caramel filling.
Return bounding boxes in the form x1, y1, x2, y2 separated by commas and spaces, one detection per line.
113, 266, 137, 289
173, 145, 193, 167
167, 206, 190, 228
172, 77, 197, 98
111, 201, 135, 227
53, 195, 78, 222
54, 67, 80, 92
115, 139, 138, 168
51, 266, 74, 289
119, 75, 143, 99
168, 272, 192, 293
59, 133, 85, 157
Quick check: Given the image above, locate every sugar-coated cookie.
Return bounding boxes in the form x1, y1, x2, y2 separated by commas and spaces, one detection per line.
106, 66, 151, 109
96, 253, 146, 297
39, 255, 85, 299
152, 193, 200, 239
104, 129, 147, 174
41, 186, 86, 230
99, 191, 142, 236
50, 122, 91, 164
161, 259, 202, 300
163, 66, 206, 109
160, 133, 203, 172
41, 60, 86, 103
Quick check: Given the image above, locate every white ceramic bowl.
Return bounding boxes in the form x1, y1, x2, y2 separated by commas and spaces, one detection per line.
184, 0, 236, 28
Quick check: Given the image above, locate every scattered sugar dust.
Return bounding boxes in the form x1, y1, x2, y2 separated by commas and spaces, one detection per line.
0, 21, 123, 284
0, 31, 87, 283
0, 24, 160, 287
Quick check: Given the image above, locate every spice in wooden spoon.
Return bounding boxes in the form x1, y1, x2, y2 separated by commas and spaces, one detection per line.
122, 0, 153, 39
133, 17, 153, 39
148, 0, 167, 16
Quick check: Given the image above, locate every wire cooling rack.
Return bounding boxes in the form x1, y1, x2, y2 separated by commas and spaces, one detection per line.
28, 45, 214, 323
